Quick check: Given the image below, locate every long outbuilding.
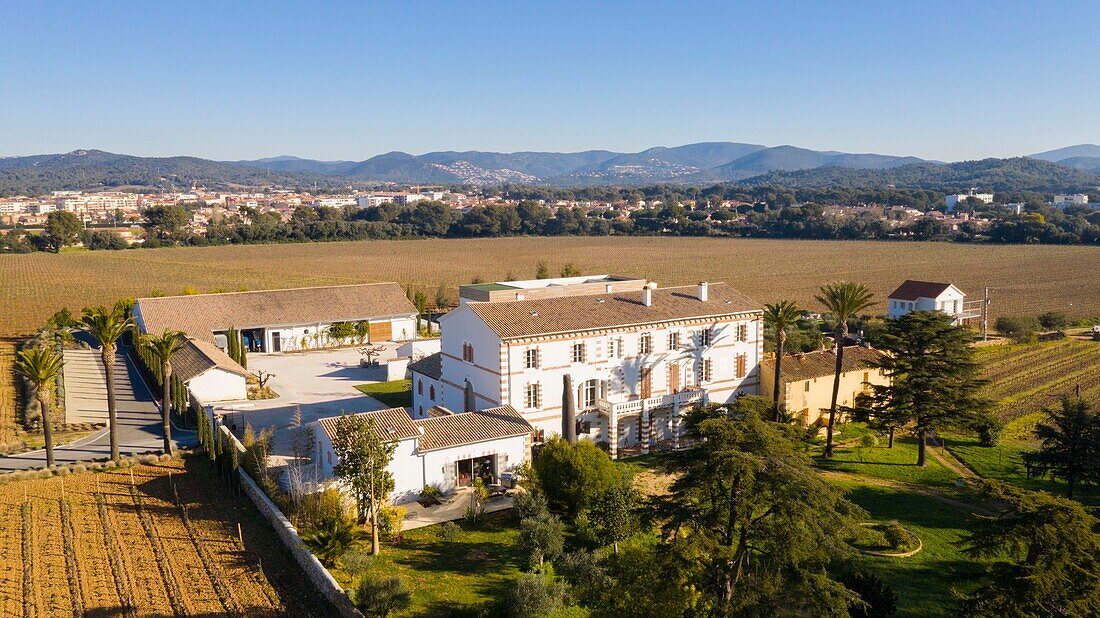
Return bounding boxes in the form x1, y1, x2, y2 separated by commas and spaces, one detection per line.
133, 282, 418, 354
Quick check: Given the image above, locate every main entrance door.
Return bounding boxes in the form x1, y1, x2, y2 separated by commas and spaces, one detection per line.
271, 332, 281, 352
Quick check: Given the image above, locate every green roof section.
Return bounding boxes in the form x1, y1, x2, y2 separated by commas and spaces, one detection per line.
465, 283, 518, 292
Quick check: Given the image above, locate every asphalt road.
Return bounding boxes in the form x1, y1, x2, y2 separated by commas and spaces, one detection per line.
0, 344, 195, 471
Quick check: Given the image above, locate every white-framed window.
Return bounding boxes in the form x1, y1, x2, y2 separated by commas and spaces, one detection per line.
736, 323, 748, 342
700, 328, 712, 347
524, 348, 539, 369
524, 382, 541, 408
581, 379, 599, 409
668, 331, 680, 350
571, 342, 586, 363
700, 358, 713, 382
639, 333, 652, 354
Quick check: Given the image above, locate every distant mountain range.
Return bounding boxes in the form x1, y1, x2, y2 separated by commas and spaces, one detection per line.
1, 143, 1099, 195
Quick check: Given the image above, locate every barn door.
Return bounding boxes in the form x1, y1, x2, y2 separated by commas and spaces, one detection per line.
368, 321, 392, 342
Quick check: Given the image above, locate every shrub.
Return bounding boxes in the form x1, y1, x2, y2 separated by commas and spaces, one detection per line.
300, 518, 361, 567
513, 490, 549, 520
340, 547, 374, 574
841, 567, 899, 618
517, 512, 565, 570
419, 484, 441, 499
437, 521, 460, 542
975, 415, 1005, 447
1037, 311, 1069, 332
882, 523, 910, 550
506, 573, 566, 618
354, 574, 411, 617
557, 549, 610, 606
995, 316, 1040, 342
378, 506, 406, 542
533, 436, 622, 513
296, 486, 351, 530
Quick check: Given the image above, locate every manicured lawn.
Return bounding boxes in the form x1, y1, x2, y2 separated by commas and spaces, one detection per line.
814, 436, 961, 487
831, 478, 987, 618
332, 512, 524, 617
945, 433, 1099, 506
355, 379, 412, 408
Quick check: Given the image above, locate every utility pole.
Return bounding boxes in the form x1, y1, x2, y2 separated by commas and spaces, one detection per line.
981, 287, 991, 341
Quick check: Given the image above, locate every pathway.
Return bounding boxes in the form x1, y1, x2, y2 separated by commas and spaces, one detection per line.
0, 345, 193, 471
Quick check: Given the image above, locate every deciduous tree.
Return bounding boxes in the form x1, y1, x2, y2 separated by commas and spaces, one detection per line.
331, 414, 397, 555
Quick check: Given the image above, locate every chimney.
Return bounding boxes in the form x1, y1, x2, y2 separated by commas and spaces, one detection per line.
642, 287, 653, 307
605, 283, 613, 294
515, 292, 525, 301
697, 281, 709, 302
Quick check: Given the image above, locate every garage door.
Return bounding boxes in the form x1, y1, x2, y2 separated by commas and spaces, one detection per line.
368, 321, 392, 342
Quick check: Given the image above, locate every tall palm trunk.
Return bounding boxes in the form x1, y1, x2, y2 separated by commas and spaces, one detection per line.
103, 343, 119, 462
823, 324, 847, 458
772, 330, 786, 422
38, 390, 55, 467
162, 362, 174, 455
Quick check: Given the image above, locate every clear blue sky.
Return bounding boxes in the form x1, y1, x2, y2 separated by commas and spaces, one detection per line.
2, 1, 1097, 161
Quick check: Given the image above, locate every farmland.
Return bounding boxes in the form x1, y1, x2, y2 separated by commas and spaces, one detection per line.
977, 338, 1100, 423
0, 457, 329, 617
1, 237, 1097, 336
0, 340, 16, 451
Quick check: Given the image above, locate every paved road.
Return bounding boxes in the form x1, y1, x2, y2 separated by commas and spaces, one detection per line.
0, 345, 195, 471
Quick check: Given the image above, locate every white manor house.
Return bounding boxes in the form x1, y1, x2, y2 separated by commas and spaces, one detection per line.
410, 275, 764, 458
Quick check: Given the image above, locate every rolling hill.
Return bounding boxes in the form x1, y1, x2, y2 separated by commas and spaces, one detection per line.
3, 143, 1100, 194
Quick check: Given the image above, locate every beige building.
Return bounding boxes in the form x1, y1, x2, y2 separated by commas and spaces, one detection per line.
760, 346, 888, 426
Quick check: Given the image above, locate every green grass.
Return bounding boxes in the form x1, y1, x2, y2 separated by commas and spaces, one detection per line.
831, 478, 987, 618
815, 435, 962, 487
332, 512, 524, 617
355, 379, 412, 408
944, 433, 1099, 506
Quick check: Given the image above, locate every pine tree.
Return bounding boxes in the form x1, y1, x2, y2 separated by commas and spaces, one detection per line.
1022, 396, 1100, 500
855, 311, 989, 467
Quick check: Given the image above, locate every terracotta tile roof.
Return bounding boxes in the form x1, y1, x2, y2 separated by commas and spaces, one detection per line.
414, 405, 532, 452
316, 407, 419, 443
761, 346, 885, 383
135, 283, 417, 342
171, 337, 250, 382
888, 280, 956, 301
407, 352, 442, 380
315, 404, 532, 452
465, 283, 760, 339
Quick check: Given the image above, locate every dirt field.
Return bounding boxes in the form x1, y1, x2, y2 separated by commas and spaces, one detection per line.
0, 457, 329, 617
1, 237, 1097, 337
0, 340, 18, 451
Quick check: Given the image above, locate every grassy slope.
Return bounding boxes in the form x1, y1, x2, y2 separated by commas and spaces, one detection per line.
833, 478, 985, 618
355, 379, 412, 408
332, 512, 524, 617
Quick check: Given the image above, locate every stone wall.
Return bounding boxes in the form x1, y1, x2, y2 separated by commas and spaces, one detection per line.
218, 424, 363, 618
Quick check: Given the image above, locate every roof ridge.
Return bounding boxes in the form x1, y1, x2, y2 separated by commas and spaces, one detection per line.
465, 281, 730, 306
137, 281, 400, 301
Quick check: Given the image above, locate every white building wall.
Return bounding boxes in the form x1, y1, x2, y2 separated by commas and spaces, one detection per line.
313, 423, 528, 505
410, 373, 443, 418
187, 369, 247, 403
263, 315, 416, 352
502, 316, 762, 444
437, 307, 502, 412
887, 287, 966, 321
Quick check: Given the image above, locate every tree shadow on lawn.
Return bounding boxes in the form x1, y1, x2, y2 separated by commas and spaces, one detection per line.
843, 486, 985, 532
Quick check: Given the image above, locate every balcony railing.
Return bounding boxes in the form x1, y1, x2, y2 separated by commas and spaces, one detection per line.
598, 389, 705, 417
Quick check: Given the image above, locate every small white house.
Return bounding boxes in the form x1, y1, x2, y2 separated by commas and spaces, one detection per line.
313, 405, 532, 504
171, 337, 250, 403
887, 280, 978, 325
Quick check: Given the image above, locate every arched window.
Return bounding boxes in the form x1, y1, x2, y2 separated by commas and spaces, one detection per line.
418, 379, 423, 395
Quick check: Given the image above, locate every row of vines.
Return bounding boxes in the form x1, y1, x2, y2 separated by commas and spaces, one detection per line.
977, 338, 1100, 422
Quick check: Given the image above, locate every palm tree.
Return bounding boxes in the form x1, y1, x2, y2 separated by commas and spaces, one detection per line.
762, 300, 802, 422
815, 282, 875, 458
141, 330, 186, 454
14, 345, 65, 467
81, 305, 135, 462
